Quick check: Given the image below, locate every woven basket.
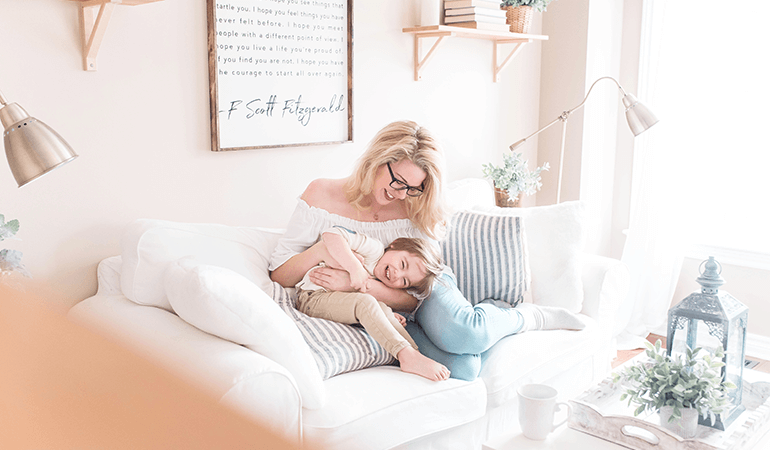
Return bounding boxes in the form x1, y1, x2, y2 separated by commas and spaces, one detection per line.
505, 5, 533, 33
494, 187, 522, 207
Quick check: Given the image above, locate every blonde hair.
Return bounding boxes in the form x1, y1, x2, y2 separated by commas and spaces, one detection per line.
386, 237, 444, 299
344, 121, 448, 239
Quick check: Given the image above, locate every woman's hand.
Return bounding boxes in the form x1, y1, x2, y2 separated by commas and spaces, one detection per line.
308, 266, 355, 292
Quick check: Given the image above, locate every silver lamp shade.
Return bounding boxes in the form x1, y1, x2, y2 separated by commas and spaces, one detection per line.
622, 93, 659, 136
1, 96, 77, 188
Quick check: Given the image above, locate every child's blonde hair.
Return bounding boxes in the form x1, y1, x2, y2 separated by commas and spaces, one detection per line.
386, 237, 444, 299
344, 121, 448, 240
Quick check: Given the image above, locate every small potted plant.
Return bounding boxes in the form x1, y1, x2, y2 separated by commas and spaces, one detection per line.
500, 0, 557, 33
613, 340, 736, 439
482, 152, 549, 207
0, 214, 31, 284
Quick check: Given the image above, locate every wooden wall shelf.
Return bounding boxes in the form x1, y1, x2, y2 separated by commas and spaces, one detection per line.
69, 0, 165, 71
402, 25, 548, 82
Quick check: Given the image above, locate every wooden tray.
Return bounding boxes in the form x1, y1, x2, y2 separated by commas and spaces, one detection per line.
567, 365, 770, 450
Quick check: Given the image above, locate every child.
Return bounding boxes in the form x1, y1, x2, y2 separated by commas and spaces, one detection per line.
295, 226, 450, 381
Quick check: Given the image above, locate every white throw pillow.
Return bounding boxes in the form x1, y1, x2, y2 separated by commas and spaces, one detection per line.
120, 219, 284, 311
474, 201, 586, 312
164, 258, 326, 410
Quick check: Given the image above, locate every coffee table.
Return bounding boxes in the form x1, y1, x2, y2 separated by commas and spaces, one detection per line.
483, 363, 770, 450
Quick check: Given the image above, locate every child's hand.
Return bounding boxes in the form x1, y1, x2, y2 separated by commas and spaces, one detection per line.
393, 313, 407, 327
349, 267, 371, 292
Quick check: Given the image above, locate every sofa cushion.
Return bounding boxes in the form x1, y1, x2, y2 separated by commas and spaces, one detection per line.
441, 211, 529, 306
302, 366, 487, 450
474, 201, 586, 312
480, 314, 601, 409
164, 258, 325, 410
120, 219, 284, 311
272, 284, 396, 380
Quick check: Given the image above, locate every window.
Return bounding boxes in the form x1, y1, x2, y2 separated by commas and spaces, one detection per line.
639, 0, 770, 264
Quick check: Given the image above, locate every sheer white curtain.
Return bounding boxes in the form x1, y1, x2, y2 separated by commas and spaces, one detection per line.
615, 0, 683, 349
616, 0, 770, 349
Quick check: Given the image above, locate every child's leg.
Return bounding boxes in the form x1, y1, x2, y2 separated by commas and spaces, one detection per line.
297, 290, 414, 358
378, 301, 418, 350
298, 290, 449, 381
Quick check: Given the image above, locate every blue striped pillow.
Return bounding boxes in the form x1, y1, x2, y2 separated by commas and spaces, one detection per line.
272, 284, 396, 379
440, 211, 530, 306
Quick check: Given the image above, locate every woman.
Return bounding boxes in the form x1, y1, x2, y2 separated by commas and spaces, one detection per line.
269, 120, 583, 381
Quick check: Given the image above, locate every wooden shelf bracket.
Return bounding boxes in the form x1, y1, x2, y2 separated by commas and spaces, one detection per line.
413, 32, 452, 81
70, 0, 164, 71
493, 40, 527, 83
78, 1, 116, 71
403, 25, 548, 83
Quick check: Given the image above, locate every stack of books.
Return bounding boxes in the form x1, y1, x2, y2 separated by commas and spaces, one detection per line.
443, 0, 510, 32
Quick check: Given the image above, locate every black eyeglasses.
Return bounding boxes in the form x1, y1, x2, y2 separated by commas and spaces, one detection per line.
386, 162, 424, 197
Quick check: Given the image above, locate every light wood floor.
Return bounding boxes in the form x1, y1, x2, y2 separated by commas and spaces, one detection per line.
612, 334, 770, 374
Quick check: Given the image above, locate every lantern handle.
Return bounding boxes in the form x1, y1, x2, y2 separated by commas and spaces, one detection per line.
699, 258, 722, 276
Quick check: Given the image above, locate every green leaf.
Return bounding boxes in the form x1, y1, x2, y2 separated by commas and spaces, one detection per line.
0, 217, 20, 241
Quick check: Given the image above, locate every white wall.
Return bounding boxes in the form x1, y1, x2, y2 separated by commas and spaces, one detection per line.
538, 0, 589, 206
0, 0, 544, 309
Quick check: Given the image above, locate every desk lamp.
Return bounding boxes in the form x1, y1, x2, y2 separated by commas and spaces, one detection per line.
510, 76, 658, 203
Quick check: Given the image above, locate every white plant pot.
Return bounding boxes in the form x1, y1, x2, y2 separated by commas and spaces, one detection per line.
659, 405, 699, 439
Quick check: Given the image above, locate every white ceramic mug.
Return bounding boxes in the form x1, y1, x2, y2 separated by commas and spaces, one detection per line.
517, 384, 571, 440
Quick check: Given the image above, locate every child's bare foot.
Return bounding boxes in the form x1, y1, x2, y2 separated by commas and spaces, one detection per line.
397, 347, 450, 381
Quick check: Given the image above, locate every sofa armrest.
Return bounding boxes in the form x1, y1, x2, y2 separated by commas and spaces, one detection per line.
580, 254, 629, 327
68, 295, 303, 443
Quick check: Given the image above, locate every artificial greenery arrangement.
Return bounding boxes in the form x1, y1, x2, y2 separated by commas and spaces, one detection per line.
0, 214, 31, 280
482, 152, 549, 198
613, 340, 736, 426
500, 0, 557, 13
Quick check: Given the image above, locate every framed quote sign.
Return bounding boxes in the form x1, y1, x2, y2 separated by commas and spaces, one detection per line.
206, 0, 353, 151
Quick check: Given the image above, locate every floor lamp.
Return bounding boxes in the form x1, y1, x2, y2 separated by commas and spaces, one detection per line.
1, 89, 78, 187
509, 76, 659, 203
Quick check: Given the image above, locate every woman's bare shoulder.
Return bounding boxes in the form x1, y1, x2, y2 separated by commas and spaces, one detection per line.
301, 178, 348, 209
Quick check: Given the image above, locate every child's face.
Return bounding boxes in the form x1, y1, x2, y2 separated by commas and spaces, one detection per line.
373, 250, 428, 290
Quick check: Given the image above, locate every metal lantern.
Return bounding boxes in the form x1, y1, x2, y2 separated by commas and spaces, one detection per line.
666, 256, 748, 430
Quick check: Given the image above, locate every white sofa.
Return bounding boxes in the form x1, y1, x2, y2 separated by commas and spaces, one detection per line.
68, 179, 629, 450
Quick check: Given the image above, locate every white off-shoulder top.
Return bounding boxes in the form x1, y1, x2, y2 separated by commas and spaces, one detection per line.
269, 198, 432, 271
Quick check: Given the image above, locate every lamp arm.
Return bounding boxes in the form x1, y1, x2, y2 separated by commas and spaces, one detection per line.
566, 76, 627, 116
510, 76, 627, 151
0, 89, 8, 106
509, 115, 564, 150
